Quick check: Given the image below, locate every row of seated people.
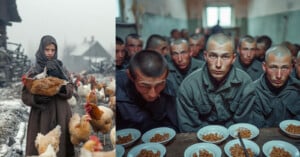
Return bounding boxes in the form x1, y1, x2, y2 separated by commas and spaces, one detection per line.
115, 32, 300, 133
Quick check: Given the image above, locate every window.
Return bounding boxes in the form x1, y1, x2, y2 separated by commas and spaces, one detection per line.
205, 6, 233, 27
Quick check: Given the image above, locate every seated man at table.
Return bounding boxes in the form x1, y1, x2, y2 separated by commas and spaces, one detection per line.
176, 33, 253, 133
234, 35, 264, 81
167, 38, 204, 94
244, 45, 300, 128
116, 50, 178, 133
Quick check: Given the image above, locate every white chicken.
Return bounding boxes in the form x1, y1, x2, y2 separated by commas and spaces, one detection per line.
33, 67, 47, 79
27, 144, 57, 157
77, 81, 92, 97
67, 95, 77, 106
35, 125, 61, 155
79, 135, 115, 157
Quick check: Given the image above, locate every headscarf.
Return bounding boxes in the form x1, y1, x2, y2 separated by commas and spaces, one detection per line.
27, 35, 68, 81
35, 35, 58, 73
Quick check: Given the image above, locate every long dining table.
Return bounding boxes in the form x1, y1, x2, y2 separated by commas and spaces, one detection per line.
123, 127, 300, 157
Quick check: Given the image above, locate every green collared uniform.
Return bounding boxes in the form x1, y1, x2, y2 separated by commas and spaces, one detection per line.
176, 64, 252, 132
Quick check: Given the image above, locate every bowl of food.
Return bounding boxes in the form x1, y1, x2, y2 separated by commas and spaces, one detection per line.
141, 127, 176, 145
263, 140, 300, 157
279, 119, 300, 138
228, 123, 259, 140
197, 125, 229, 144
127, 142, 166, 157
116, 128, 141, 148
224, 139, 260, 157
116, 145, 125, 157
184, 143, 222, 157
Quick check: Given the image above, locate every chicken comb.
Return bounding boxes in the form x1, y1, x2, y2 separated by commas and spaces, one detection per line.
89, 135, 99, 142
21, 74, 27, 84
89, 135, 103, 151
84, 102, 104, 120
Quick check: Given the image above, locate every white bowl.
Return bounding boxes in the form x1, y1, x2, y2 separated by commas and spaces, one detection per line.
141, 127, 176, 145
116, 128, 141, 148
197, 125, 229, 144
116, 145, 125, 157
184, 143, 222, 157
279, 119, 300, 138
228, 123, 259, 140
127, 143, 166, 157
263, 140, 300, 157
224, 139, 260, 157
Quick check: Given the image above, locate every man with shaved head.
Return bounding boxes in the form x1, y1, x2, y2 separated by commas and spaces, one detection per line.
234, 35, 263, 81
168, 38, 204, 93
116, 50, 178, 133
188, 33, 206, 61
176, 33, 252, 132
146, 34, 169, 56
244, 45, 300, 127
145, 34, 171, 62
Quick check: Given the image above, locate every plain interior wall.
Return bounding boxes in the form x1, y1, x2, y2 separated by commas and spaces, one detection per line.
247, 0, 300, 44
117, 0, 299, 45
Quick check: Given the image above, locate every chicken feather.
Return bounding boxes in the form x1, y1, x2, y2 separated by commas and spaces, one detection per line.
35, 125, 61, 155
69, 113, 92, 145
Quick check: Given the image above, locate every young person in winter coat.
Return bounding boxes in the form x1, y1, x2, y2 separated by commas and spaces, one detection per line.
176, 33, 252, 132
245, 45, 300, 127
22, 35, 75, 157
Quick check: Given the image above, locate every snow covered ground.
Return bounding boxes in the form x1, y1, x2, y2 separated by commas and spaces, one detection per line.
0, 73, 115, 157
0, 83, 28, 157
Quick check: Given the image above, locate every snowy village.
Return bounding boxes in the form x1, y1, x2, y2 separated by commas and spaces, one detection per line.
0, 1, 116, 157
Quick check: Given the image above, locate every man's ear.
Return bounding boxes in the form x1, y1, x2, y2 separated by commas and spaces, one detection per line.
126, 69, 134, 81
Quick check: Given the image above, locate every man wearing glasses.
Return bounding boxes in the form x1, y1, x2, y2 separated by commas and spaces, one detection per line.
168, 38, 204, 94
176, 33, 252, 132
116, 50, 178, 133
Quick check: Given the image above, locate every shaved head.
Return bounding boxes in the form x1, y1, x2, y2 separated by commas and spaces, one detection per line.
206, 33, 234, 51
265, 45, 292, 63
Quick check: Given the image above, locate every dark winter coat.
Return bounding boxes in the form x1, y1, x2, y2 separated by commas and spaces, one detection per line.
245, 75, 300, 127
176, 64, 253, 132
116, 70, 179, 133
21, 35, 74, 157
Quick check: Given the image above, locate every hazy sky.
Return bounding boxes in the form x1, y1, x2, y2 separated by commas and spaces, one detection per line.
7, 0, 116, 60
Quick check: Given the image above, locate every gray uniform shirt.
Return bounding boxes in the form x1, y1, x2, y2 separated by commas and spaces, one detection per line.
176, 64, 252, 132
245, 75, 300, 127
234, 57, 263, 81
167, 58, 204, 95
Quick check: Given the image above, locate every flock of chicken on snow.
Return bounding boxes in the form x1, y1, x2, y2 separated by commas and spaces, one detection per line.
22, 68, 116, 157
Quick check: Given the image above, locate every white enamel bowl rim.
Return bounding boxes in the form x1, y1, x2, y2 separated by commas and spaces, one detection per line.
141, 127, 176, 145
197, 125, 229, 144
116, 128, 141, 148
127, 142, 166, 157
228, 123, 259, 140
184, 142, 222, 157
224, 139, 260, 157
262, 140, 300, 157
